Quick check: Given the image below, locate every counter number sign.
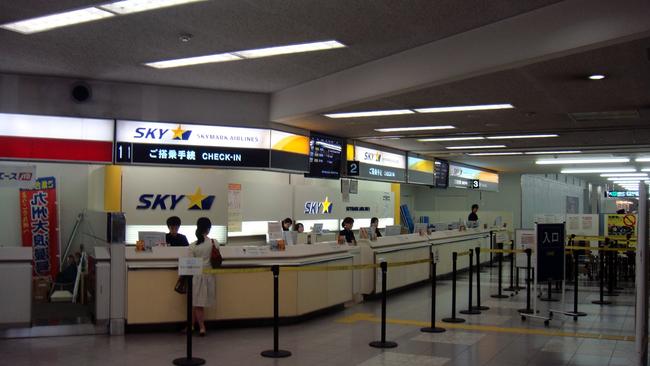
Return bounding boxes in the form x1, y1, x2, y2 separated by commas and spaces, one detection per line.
469, 179, 480, 189
347, 160, 360, 176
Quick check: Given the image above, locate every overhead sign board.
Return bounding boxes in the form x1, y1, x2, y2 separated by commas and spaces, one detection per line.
607, 191, 639, 198
354, 145, 406, 182
115, 120, 271, 168
434, 159, 449, 188
448, 163, 499, 191
269, 130, 309, 172
407, 154, 434, 185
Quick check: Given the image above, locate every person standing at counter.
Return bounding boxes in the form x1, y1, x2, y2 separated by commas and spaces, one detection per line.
370, 217, 382, 238
282, 218, 293, 231
166, 216, 189, 246
339, 217, 357, 245
468, 204, 479, 222
294, 223, 304, 233
190, 217, 217, 337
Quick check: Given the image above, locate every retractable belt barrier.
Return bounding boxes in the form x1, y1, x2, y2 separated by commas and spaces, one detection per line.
564, 246, 636, 253
571, 235, 637, 243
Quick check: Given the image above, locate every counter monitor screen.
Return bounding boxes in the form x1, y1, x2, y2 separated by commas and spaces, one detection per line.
434, 159, 449, 188
305, 133, 343, 179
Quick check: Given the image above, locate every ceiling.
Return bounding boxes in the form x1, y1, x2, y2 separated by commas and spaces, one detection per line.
1, 0, 650, 188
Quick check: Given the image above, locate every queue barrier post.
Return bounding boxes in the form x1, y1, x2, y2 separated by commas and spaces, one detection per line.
421, 260, 445, 333
442, 252, 466, 323
605, 249, 619, 297
261, 265, 292, 358
504, 242, 519, 292
540, 279, 559, 302
460, 249, 480, 315
370, 261, 398, 348
518, 249, 534, 314
487, 231, 496, 267
592, 247, 612, 305
491, 245, 509, 299
473, 247, 489, 311
568, 250, 587, 319
173, 276, 206, 366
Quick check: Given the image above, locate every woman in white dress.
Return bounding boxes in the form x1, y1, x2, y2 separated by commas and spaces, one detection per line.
190, 217, 217, 336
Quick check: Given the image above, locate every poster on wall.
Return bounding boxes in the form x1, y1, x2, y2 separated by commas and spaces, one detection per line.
566, 196, 579, 214
227, 183, 243, 232
20, 177, 59, 278
606, 213, 636, 240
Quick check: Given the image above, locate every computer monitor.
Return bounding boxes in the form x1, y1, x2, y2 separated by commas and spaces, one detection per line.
311, 223, 323, 234
138, 231, 166, 250
384, 225, 401, 236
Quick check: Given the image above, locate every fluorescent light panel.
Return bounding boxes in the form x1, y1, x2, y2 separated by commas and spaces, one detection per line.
414, 103, 514, 113
0, 7, 114, 34
324, 109, 413, 119
608, 178, 646, 181
636, 157, 650, 162
375, 125, 455, 132
147, 40, 346, 69
642, 168, 650, 172
524, 151, 581, 155
601, 173, 648, 177
536, 157, 629, 165
467, 152, 523, 156
445, 145, 506, 150
99, 0, 207, 14
417, 136, 483, 142
561, 168, 636, 174
486, 134, 558, 140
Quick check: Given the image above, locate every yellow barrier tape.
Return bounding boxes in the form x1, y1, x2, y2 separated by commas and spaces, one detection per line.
564, 245, 636, 253
483, 248, 525, 254
572, 235, 637, 243
203, 267, 271, 275
387, 258, 432, 268
281, 263, 378, 272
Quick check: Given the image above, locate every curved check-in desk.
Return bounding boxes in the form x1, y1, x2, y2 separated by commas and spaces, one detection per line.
125, 243, 360, 325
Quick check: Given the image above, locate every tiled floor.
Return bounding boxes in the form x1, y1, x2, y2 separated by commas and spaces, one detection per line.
0, 265, 645, 366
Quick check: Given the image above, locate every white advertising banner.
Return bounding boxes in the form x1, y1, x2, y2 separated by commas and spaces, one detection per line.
116, 120, 271, 149
0, 165, 36, 188
0, 113, 113, 141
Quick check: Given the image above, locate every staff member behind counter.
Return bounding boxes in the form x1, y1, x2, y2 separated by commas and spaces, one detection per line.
281, 218, 293, 231
468, 204, 479, 222
338, 217, 357, 245
166, 216, 189, 246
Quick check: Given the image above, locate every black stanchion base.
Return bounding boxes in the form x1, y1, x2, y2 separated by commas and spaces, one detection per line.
592, 300, 612, 305
173, 357, 206, 366
472, 306, 490, 311
459, 309, 481, 315
441, 317, 466, 323
567, 311, 588, 317
369, 341, 398, 349
420, 326, 446, 333
603, 292, 620, 297
503, 287, 517, 292
261, 350, 292, 358
518, 308, 534, 314
540, 297, 559, 302
491, 294, 509, 299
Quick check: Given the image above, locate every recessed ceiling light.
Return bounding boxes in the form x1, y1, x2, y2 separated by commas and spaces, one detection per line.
523, 151, 581, 155
608, 177, 647, 181
324, 109, 414, 119
561, 168, 636, 174
486, 134, 558, 140
417, 136, 483, 142
536, 157, 629, 165
0, 7, 114, 34
642, 168, 650, 172
146, 40, 347, 69
635, 157, 650, 162
467, 152, 523, 156
375, 125, 455, 132
445, 145, 506, 150
601, 173, 648, 177
414, 103, 514, 114
99, 0, 207, 14
588, 74, 606, 80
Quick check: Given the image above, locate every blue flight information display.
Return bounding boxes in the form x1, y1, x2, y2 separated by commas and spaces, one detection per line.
305, 133, 343, 179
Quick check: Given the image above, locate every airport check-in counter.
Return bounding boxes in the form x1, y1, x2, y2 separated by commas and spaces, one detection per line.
124, 243, 359, 325
0, 247, 32, 326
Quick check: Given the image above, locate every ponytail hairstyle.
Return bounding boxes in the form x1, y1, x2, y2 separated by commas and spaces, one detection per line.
195, 217, 212, 245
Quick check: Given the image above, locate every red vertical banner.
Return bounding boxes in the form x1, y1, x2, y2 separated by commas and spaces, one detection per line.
20, 185, 59, 278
